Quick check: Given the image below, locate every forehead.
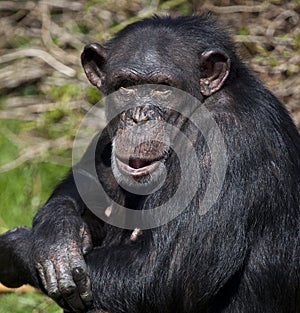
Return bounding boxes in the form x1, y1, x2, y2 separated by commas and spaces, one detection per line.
106, 26, 197, 72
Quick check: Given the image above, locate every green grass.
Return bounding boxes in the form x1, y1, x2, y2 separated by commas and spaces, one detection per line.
0, 118, 68, 312
0, 119, 70, 230
0, 1, 298, 311
0, 292, 61, 313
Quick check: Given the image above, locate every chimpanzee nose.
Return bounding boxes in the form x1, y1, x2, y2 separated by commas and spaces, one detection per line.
131, 107, 150, 124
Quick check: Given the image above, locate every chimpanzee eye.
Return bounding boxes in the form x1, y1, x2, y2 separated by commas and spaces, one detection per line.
157, 82, 170, 90
119, 87, 135, 96
115, 80, 133, 91
150, 84, 172, 100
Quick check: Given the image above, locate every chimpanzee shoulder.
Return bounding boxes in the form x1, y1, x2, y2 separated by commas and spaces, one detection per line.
0, 13, 299, 313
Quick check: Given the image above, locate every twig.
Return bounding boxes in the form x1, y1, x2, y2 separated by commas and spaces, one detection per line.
0, 48, 76, 77
0, 101, 81, 118
0, 1, 35, 11
234, 35, 294, 45
2, 96, 41, 108
40, 1, 78, 64
0, 137, 73, 173
0, 61, 48, 89
266, 10, 299, 37
42, 0, 83, 11
161, 0, 186, 10
202, 3, 266, 14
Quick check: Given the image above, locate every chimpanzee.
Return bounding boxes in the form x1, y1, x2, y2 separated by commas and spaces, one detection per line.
0, 14, 299, 313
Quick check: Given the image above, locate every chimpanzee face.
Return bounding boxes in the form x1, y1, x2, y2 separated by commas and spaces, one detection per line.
108, 85, 175, 192
81, 23, 230, 191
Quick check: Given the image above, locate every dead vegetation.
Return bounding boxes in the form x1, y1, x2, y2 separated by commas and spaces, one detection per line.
0, 2, 299, 308
0, 0, 299, 168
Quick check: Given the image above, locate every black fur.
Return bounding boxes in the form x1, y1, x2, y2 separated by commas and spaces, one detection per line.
0, 14, 299, 313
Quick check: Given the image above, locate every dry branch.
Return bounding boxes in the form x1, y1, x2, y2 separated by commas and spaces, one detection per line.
0, 48, 76, 77
0, 137, 73, 173
0, 1, 35, 11
234, 35, 294, 45
202, 4, 266, 14
0, 61, 48, 89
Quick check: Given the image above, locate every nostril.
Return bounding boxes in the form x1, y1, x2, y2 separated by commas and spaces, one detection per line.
132, 114, 149, 124
131, 107, 150, 124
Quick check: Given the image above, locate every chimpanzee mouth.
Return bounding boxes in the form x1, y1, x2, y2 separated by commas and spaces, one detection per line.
115, 156, 162, 178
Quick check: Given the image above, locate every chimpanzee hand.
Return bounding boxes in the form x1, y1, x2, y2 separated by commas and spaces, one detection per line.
32, 210, 93, 312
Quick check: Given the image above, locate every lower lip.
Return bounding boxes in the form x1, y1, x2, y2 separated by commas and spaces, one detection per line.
115, 157, 160, 178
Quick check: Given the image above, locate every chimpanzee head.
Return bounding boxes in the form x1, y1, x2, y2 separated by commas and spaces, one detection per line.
81, 15, 233, 191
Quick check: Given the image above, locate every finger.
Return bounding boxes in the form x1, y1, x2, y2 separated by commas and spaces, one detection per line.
56, 258, 85, 312
80, 225, 93, 255
70, 253, 93, 306
58, 278, 84, 312
72, 267, 93, 306
43, 260, 59, 297
35, 262, 47, 290
36, 261, 66, 309
41, 260, 67, 308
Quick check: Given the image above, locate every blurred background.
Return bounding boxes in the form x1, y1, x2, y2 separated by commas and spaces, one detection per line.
0, 0, 299, 312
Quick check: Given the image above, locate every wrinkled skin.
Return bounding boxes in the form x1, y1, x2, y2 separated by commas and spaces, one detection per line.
0, 15, 300, 313
32, 199, 93, 311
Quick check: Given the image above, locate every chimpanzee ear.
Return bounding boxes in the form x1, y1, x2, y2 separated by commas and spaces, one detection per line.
199, 49, 230, 96
81, 43, 108, 90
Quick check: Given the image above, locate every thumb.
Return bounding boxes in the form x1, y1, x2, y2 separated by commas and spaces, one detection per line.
80, 224, 93, 255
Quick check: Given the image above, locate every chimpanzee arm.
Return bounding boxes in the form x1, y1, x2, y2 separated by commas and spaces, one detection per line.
31, 174, 93, 312
0, 226, 93, 313
0, 227, 39, 288
30, 132, 113, 312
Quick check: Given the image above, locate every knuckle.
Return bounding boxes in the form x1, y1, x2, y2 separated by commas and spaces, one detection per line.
72, 266, 86, 280
60, 284, 77, 297
48, 285, 60, 299
35, 262, 47, 287
58, 278, 77, 297
72, 266, 89, 285
80, 288, 93, 304
35, 262, 43, 271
